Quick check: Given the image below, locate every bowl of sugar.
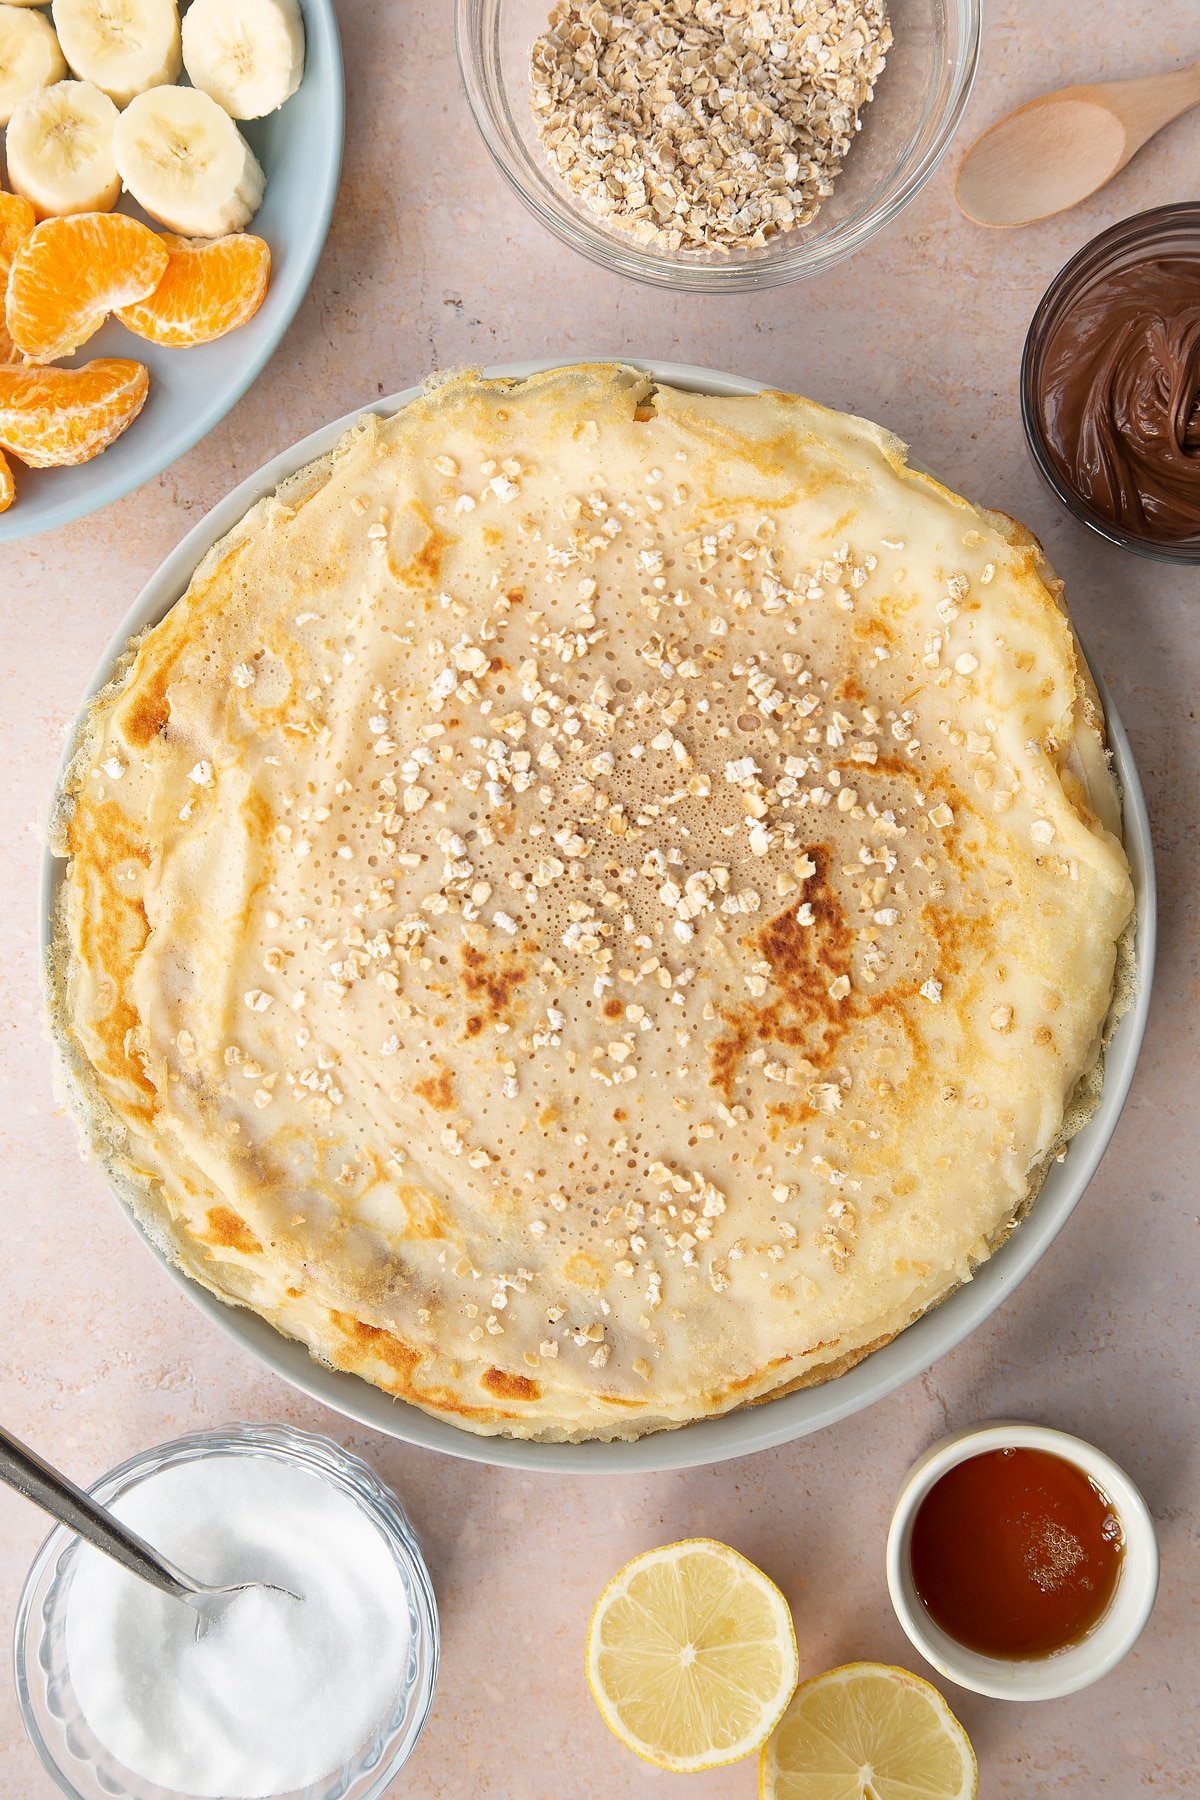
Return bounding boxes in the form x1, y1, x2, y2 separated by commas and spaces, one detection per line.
13, 1423, 439, 1800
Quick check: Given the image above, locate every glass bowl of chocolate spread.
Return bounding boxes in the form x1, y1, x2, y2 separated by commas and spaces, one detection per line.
1022, 204, 1200, 563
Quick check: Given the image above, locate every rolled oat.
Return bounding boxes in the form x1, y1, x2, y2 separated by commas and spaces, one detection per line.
530, 0, 892, 254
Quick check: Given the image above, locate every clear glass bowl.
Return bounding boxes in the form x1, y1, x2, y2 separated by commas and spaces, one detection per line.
454, 0, 980, 291
13, 1424, 439, 1800
1021, 203, 1200, 566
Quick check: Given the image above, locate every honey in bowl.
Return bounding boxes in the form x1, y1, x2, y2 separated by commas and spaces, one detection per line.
909, 1446, 1125, 1659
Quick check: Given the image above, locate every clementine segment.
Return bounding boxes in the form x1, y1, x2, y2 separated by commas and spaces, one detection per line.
0, 191, 36, 267
0, 358, 149, 466
117, 232, 271, 347
0, 447, 14, 512
0, 191, 37, 365
6, 213, 169, 363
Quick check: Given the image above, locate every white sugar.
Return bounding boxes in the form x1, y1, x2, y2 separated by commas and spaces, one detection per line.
65, 1452, 412, 1798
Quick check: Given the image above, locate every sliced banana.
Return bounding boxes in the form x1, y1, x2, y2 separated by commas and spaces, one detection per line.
7, 80, 121, 217
52, 0, 180, 109
113, 84, 265, 237
0, 6, 67, 127
182, 0, 303, 120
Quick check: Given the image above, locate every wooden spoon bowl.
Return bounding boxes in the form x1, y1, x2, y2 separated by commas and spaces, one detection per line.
956, 62, 1200, 228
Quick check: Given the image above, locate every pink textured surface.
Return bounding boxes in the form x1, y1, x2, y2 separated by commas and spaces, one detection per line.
2, 2, 1197, 1794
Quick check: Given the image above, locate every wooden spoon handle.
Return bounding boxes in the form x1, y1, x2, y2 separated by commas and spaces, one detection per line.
1098, 60, 1200, 153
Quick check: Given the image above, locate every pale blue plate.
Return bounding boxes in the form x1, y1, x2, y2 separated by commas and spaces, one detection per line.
0, 0, 343, 545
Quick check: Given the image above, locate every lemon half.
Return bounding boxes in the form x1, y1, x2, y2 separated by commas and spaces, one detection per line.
586, 1537, 800, 1773
760, 1661, 978, 1800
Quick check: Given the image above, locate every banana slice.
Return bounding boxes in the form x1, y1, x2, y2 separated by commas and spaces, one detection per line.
0, 6, 67, 127
113, 84, 265, 237
51, 0, 180, 109
182, 0, 303, 120
7, 80, 121, 217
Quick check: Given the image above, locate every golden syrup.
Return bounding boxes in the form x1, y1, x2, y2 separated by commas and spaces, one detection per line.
909, 1446, 1124, 1658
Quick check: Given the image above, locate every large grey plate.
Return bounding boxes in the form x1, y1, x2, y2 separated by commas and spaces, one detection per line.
1, 0, 343, 545
42, 359, 1157, 1472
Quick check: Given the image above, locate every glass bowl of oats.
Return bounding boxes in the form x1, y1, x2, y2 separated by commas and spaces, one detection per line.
455, 0, 980, 290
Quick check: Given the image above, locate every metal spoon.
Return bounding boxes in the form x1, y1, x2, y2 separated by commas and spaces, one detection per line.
1, 1425, 299, 1636
955, 59, 1200, 228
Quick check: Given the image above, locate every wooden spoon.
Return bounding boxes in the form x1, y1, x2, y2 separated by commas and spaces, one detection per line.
956, 61, 1200, 228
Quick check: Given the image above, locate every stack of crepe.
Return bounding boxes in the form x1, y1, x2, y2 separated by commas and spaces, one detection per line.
49, 366, 1134, 1441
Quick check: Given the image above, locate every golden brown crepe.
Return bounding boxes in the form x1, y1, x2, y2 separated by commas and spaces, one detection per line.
48, 365, 1134, 1441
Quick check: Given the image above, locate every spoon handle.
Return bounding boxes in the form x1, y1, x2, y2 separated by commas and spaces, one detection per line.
1103, 60, 1200, 152
0, 1426, 199, 1602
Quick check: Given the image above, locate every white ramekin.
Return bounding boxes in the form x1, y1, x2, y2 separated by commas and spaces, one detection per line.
886, 1423, 1159, 1701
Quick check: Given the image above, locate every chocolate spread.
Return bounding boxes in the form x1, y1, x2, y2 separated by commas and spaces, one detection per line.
1037, 255, 1200, 544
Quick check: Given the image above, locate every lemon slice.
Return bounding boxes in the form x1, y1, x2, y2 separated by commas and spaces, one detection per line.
586, 1538, 799, 1772
760, 1662, 978, 1800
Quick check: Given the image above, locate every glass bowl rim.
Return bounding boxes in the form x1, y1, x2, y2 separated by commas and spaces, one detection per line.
12, 1422, 440, 1800
453, 0, 982, 291
1020, 201, 1200, 567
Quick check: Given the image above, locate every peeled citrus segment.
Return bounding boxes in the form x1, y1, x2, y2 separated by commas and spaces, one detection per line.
759, 1662, 978, 1800
0, 189, 36, 261
0, 446, 14, 512
586, 1538, 799, 1773
0, 190, 38, 364
0, 357, 148, 465
5, 210, 168, 362
116, 231, 270, 347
